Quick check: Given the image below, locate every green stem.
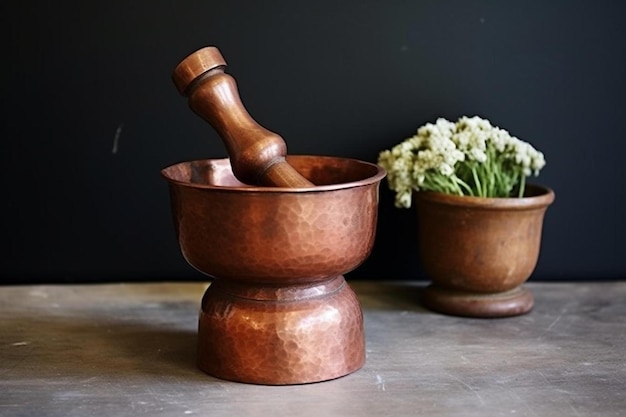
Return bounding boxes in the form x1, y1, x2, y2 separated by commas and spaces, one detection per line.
471, 166, 483, 197
453, 176, 474, 196
518, 174, 526, 198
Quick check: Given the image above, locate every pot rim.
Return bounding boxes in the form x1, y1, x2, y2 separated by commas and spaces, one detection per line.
415, 184, 555, 210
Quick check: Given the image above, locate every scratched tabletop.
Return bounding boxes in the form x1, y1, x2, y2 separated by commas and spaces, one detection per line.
1, 281, 625, 417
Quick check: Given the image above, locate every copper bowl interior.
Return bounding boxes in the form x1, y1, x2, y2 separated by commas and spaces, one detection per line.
161, 155, 386, 283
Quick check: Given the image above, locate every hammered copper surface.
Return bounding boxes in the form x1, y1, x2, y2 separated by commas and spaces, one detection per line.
162, 155, 385, 384
198, 276, 365, 385
172, 46, 313, 188
162, 156, 384, 285
415, 185, 555, 318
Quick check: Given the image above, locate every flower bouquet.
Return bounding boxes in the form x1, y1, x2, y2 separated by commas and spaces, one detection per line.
377, 116, 546, 208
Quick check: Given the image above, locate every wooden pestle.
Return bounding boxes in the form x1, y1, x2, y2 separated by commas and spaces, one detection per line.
172, 46, 314, 188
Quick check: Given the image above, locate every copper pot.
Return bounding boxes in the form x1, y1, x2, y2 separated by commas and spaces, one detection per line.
415, 184, 555, 318
162, 155, 385, 384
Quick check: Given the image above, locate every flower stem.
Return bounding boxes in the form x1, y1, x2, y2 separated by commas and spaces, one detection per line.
518, 174, 526, 198
454, 176, 474, 196
471, 166, 483, 197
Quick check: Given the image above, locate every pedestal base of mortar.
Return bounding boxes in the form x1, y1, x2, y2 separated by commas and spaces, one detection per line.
197, 276, 365, 385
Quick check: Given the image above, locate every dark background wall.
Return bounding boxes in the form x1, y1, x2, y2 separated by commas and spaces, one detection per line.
2, 1, 625, 284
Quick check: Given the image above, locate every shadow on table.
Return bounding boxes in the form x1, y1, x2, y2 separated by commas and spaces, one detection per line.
1, 312, 215, 382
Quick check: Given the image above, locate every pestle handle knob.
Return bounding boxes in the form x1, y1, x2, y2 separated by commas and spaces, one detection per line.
172, 46, 314, 188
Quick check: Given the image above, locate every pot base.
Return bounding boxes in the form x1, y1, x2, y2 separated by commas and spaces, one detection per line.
420, 285, 534, 318
197, 276, 365, 385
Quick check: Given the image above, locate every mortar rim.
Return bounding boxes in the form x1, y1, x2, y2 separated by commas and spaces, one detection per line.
161, 154, 387, 193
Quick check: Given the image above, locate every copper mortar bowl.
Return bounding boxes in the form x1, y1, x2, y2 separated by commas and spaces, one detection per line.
161, 155, 385, 385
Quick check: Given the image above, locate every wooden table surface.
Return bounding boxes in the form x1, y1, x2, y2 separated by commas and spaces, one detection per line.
1, 281, 625, 417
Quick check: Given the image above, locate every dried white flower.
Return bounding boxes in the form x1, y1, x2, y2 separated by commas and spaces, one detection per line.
377, 116, 547, 208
